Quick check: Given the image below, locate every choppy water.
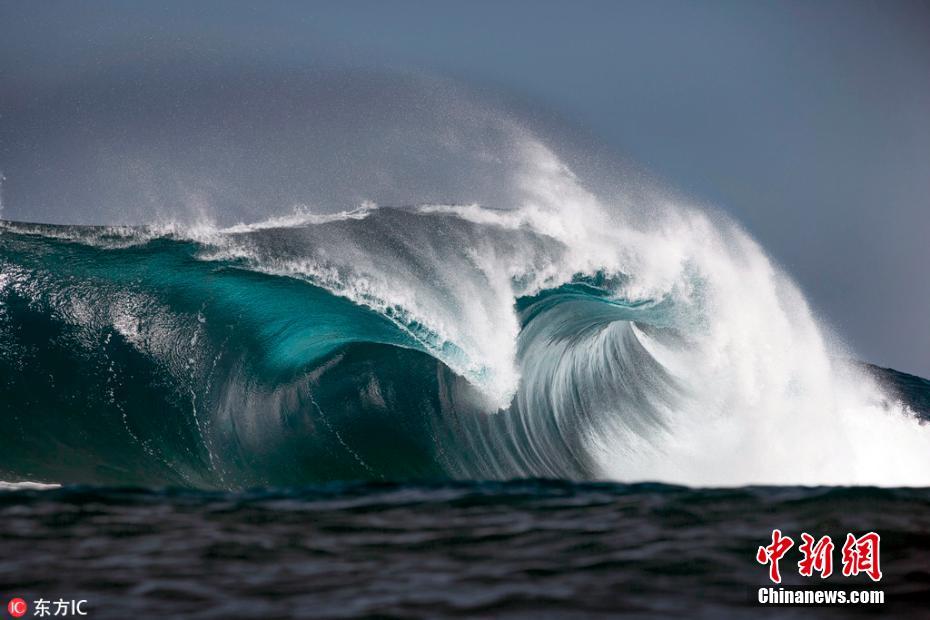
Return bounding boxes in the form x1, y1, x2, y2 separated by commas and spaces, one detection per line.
1, 481, 928, 618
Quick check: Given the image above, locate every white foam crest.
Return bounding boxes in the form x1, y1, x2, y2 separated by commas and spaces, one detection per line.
508, 147, 930, 486
220, 204, 377, 234
197, 231, 526, 410
0, 480, 61, 491
0, 205, 380, 250
0, 220, 156, 248
411, 135, 930, 486
166, 131, 930, 486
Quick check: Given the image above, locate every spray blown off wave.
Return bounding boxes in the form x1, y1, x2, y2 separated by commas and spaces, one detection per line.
1, 141, 928, 489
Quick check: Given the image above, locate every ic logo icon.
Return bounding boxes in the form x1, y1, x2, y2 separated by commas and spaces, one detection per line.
7, 598, 28, 618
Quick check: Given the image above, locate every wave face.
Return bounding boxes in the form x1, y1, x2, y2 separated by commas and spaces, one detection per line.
1, 139, 929, 489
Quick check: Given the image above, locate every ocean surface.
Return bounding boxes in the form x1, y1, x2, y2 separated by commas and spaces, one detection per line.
2, 481, 929, 618
2, 199, 930, 618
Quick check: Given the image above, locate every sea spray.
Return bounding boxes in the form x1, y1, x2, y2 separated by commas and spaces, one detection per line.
2, 139, 929, 488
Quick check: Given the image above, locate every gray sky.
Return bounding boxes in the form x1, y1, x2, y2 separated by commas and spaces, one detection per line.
1, 0, 928, 376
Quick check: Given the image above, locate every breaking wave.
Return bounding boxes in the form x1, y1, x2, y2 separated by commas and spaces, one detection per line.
1, 140, 928, 489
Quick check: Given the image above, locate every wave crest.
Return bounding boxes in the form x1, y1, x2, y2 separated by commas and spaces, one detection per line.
1, 141, 929, 488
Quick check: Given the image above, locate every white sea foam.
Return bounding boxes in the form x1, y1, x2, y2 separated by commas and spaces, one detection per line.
12, 124, 925, 487
0, 480, 61, 491
182, 133, 930, 486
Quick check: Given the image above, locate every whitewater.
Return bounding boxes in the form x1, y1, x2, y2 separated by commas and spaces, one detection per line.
1, 132, 928, 489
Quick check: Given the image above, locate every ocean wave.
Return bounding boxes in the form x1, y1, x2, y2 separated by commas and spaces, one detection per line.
2, 189, 929, 490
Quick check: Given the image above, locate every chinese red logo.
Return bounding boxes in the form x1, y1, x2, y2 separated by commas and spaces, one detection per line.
841, 532, 882, 581
798, 533, 834, 578
758, 530, 881, 583
756, 529, 794, 583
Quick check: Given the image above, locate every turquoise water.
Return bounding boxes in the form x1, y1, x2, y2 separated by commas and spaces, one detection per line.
1, 215, 928, 489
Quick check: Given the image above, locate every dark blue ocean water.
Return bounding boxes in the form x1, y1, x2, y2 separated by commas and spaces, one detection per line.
2, 481, 929, 619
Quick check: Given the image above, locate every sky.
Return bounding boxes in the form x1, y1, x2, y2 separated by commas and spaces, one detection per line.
1, 0, 928, 376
